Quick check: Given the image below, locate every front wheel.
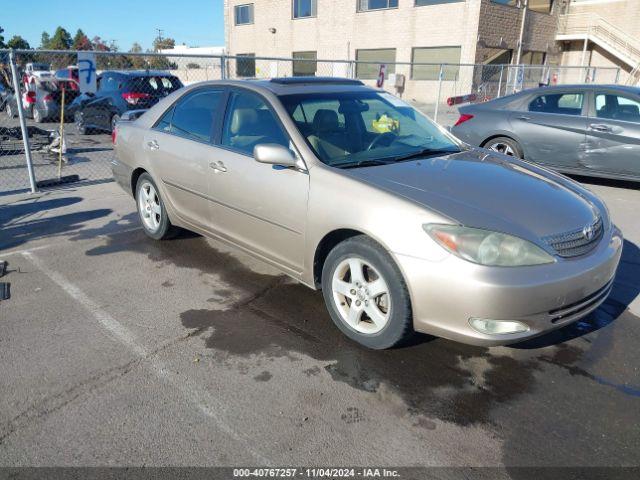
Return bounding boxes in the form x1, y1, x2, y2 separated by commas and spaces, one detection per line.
33, 107, 44, 123
321, 236, 414, 349
135, 173, 178, 240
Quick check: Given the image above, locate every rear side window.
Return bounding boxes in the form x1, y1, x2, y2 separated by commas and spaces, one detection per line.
162, 89, 224, 142
528, 93, 584, 116
127, 76, 182, 94
595, 93, 640, 123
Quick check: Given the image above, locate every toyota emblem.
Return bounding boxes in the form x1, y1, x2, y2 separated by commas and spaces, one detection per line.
583, 225, 595, 240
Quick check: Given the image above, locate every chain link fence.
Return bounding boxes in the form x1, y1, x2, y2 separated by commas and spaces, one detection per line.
0, 49, 623, 195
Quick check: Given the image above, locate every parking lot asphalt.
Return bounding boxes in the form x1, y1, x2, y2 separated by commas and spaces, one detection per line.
0, 177, 639, 470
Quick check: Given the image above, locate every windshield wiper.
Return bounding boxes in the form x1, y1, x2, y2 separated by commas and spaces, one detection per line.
393, 148, 460, 163
336, 159, 394, 169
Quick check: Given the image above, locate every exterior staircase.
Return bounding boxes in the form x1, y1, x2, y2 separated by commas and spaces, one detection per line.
557, 13, 640, 84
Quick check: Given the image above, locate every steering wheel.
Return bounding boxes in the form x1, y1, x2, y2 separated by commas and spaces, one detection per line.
366, 131, 398, 151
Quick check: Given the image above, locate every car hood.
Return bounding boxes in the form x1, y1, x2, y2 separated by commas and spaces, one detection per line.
347, 149, 600, 242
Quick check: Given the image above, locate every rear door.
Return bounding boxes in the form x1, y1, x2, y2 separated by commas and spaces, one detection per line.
509, 90, 588, 169
144, 87, 226, 228
583, 90, 640, 177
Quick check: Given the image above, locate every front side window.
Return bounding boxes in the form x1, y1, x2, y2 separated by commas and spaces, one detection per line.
165, 89, 224, 142
529, 93, 584, 115
596, 93, 640, 123
221, 91, 289, 155
280, 91, 460, 167
293, 0, 317, 18
293, 51, 317, 76
411, 46, 461, 81
355, 48, 396, 79
235, 4, 254, 25
236, 54, 256, 77
357, 0, 398, 12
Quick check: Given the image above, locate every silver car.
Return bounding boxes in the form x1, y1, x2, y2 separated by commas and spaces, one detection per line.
451, 84, 640, 182
112, 78, 623, 349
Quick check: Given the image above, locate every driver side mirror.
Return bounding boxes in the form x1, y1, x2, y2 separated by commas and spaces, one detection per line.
253, 144, 298, 168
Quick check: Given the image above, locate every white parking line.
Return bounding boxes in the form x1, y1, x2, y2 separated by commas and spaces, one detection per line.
21, 250, 271, 465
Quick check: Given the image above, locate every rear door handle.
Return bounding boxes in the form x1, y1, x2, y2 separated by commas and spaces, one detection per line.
515, 115, 531, 121
147, 140, 159, 150
209, 161, 227, 173
589, 123, 612, 133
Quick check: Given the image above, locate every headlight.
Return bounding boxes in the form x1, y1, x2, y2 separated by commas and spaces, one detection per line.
423, 224, 554, 267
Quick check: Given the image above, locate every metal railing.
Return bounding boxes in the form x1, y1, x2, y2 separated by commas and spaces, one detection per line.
0, 48, 625, 195
557, 13, 640, 67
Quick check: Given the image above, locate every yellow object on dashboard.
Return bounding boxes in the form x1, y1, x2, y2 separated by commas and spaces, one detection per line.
372, 114, 399, 133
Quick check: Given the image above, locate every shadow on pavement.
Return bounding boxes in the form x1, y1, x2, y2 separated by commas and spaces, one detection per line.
0, 196, 111, 251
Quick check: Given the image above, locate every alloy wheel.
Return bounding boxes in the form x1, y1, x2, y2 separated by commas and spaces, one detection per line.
331, 257, 390, 334
138, 181, 162, 232
487, 142, 516, 156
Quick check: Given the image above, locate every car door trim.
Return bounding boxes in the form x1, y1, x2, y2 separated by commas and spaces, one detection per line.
161, 178, 303, 235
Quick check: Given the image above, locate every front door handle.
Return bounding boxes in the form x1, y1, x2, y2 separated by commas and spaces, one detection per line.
209, 161, 227, 173
147, 140, 159, 150
589, 123, 612, 133
515, 115, 531, 121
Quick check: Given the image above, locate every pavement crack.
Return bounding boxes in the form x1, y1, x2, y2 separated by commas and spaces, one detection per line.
0, 358, 142, 445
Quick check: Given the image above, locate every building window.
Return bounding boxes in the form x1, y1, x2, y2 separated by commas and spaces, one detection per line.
355, 48, 396, 79
529, 0, 553, 14
415, 0, 463, 6
293, 51, 317, 76
293, 0, 317, 18
411, 46, 461, 80
236, 53, 256, 77
357, 0, 398, 12
234, 4, 254, 25
491, 0, 520, 6
522, 50, 546, 65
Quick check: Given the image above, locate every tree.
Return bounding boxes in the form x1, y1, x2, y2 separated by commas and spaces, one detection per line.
186, 62, 201, 69
0, 26, 5, 49
40, 31, 51, 49
7, 35, 30, 50
153, 36, 175, 53
128, 42, 148, 69
48, 27, 73, 50
72, 29, 92, 50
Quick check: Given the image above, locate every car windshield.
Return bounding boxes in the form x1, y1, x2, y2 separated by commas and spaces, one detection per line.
127, 76, 182, 94
280, 90, 461, 168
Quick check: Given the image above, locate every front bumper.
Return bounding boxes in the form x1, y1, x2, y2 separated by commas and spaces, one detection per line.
394, 226, 623, 346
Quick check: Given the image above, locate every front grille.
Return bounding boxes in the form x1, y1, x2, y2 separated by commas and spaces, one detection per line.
542, 216, 603, 258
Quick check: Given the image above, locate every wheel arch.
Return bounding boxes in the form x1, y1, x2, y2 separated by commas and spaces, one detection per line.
131, 167, 148, 197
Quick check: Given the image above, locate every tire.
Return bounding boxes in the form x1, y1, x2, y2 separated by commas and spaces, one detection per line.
321, 235, 414, 349
75, 111, 88, 134
33, 107, 44, 123
6, 102, 16, 118
484, 136, 523, 159
135, 173, 178, 240
110, 114, 120, 133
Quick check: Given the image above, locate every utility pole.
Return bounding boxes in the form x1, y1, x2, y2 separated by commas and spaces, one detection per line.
155, 28, 164, 51
515, 0, 529, 65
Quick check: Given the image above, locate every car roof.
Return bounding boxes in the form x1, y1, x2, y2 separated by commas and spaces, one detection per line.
184, 77, 379, 96
103, 70, 178, 77
519, 84, 640, 95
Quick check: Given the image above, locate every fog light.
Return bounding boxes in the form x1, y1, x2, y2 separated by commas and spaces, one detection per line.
469, 318, 529, 335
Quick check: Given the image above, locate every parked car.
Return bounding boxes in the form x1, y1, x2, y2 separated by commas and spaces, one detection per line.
0, 83, 9, 111
451, 84, 640, 182
113, 78, 622, 349
69, 70, 183, 134
54, 66, 80, 91
5, 79, 61, 122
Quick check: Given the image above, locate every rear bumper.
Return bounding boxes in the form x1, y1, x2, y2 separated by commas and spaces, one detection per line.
394, 225, 623, 346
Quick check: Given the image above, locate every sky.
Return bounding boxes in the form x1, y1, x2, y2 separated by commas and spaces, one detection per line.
1, 0, 225, 51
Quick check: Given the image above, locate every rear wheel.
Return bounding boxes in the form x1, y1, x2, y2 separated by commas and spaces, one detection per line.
135, 173, 178, 240
484, 136, 523, 159
33, 107, 44, 123
75, 112, 89, 134
321, 235, 414, 349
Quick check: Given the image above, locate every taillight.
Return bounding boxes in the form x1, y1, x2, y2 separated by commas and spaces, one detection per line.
25, 91, 36, 104
43, 94, 54, 102
454, 114, 474, 127
122, 92, 150, 105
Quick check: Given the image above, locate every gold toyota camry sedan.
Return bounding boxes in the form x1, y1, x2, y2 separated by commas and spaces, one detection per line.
112, 78, 623, 349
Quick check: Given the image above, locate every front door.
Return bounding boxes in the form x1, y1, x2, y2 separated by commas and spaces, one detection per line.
208, 89, 309, 274
509, 90, 588, 169
144, 87, 225, 228
583, 90, 640, 177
